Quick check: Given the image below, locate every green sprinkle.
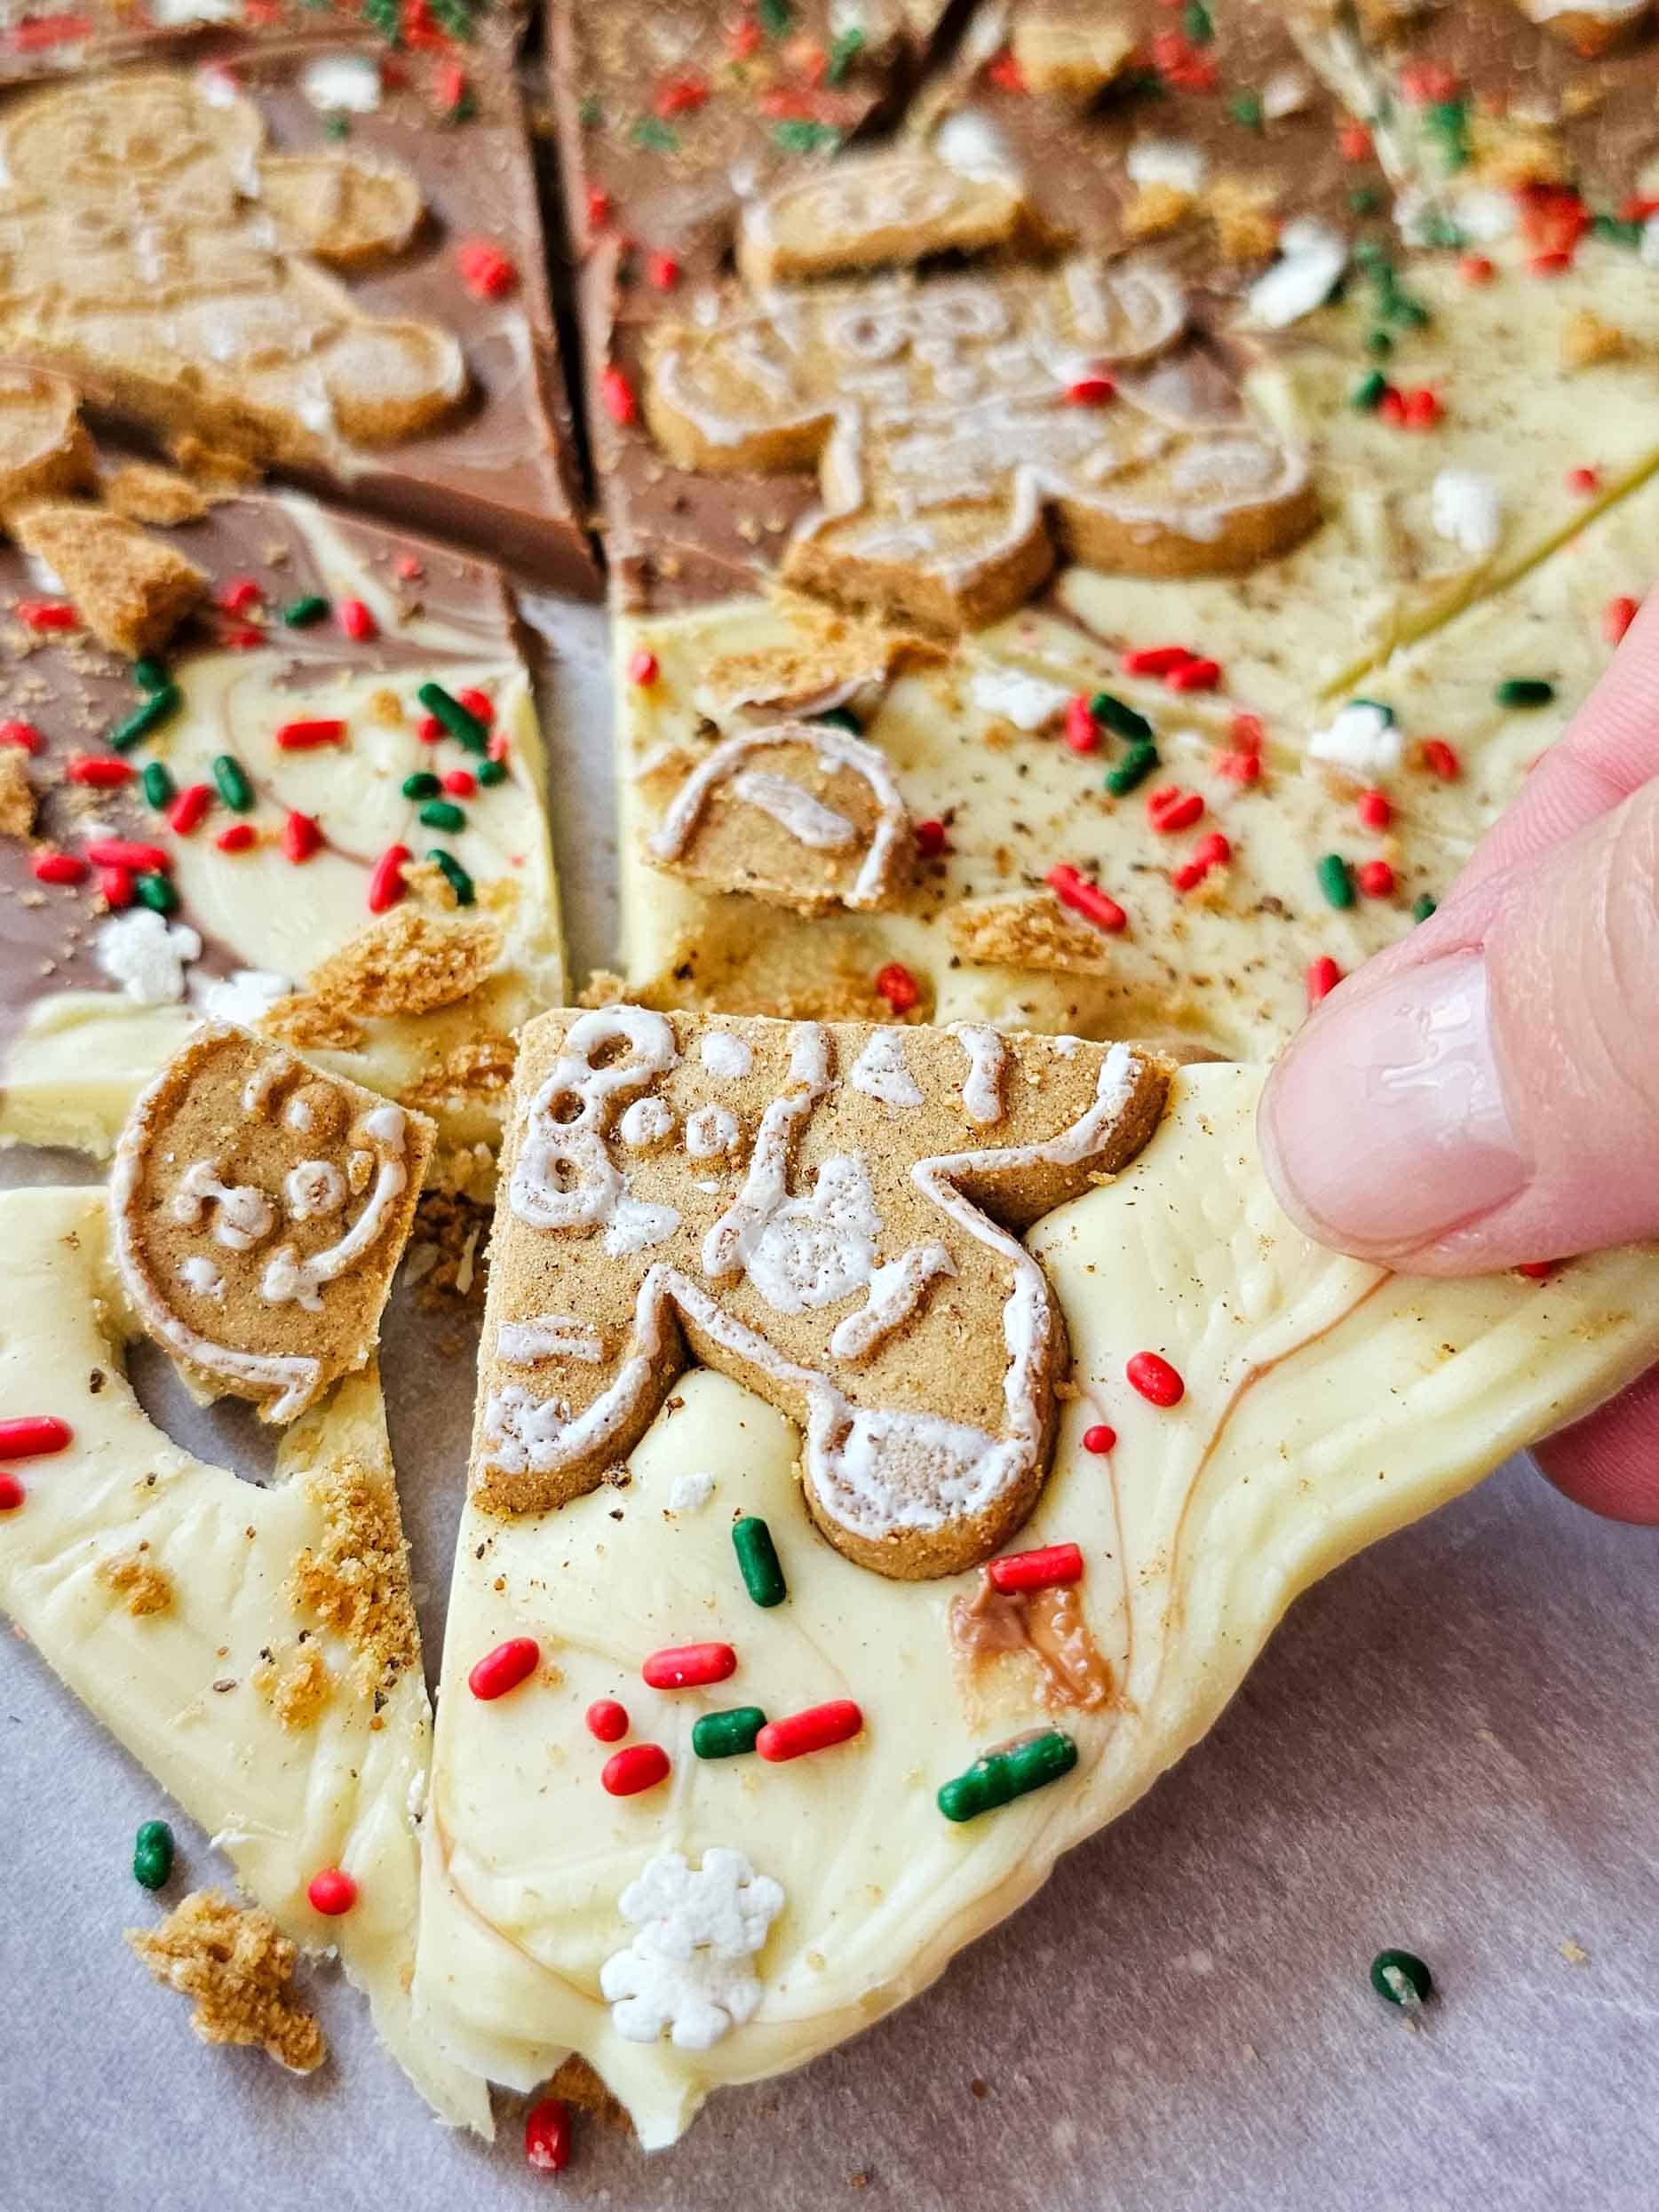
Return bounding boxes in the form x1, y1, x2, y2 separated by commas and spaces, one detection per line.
132, 1820, 174, 1891
1364, 328, 1393, 359
939, 1730, 1078, 1823
772, 120, 842, 155
1592, 212, 1643, 250
1495, 677, 1554, 708
417, 681, 490, 754
131, 655, 170, 694
361, 0, 400, 40
1370, 1948, 1433, 2007
1181, 0, 1213, 43
814, 706, 862, 734
693, 1706, 767, 1760
1417, 211, 1466, 250
426, 0, 479, 38
282, 593, 329, 628
109, 686, 180, 752
1412, 893, 1438, 924
212, 753, 253, 812
477, 757, 508, 786
733, 1516, 787, 1608
1382, 290, 1431, 329
323, 111, 351, 140
401, 771, 441, 800
140, 760, 176, 810
1348, 697, 1395, 724
1105, 739, 1159, 797
419, 798, 465, 832
1316, 852, 1355, 910
1089, 691, 1153, 743
827, 25, 864, 83
441, 86, 477, 125
134, 870, 177, 915
428, 848, 475, 907
1424, 97, 1469, 171
577, 93, 602, 127
1228, 89, 1262, 131
1348, 186, 1381, 215
631, 116, 680, 153
1351, 369, 1387, 411
758, 0, 790, 33
1353, 238, 1388, 268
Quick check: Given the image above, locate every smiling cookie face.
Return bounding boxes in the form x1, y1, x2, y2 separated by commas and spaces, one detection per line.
110, 1025, 434, 1422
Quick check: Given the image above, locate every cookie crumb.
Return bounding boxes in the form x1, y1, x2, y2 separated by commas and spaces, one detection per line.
12, 503, 209, 657
127, 1890, 326, 2073
96, 1545, 173, 1617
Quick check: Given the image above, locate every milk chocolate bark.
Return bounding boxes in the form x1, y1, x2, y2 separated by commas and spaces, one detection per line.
0, 36, 597, 591
547, 0, 958, 610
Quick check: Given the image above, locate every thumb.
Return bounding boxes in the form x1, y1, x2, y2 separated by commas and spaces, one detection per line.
1259, 778, 1659, 1275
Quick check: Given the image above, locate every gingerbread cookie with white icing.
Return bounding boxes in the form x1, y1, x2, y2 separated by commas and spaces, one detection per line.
472, 1008, 1169, 1578
111, 1025, 433, 1422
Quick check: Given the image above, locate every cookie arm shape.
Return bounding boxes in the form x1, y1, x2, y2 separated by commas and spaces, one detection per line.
0, 1188, 489, 2134
257, 152, 425, 269
736, 154, 1032, 288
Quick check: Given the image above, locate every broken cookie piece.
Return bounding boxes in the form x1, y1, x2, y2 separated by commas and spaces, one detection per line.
110, 1025, 433, 1423
129, 1890, 326, 2074
12, 502, 208, 657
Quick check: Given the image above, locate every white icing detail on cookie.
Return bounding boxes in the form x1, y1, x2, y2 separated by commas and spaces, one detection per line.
969, 665, 1071, 731
848, 1033, 923, 1108
1126, 139, 1209, 196
606, 1188, 683, 1258
155, 0, 237, 22
738, 1154, 883, 1314
260, 1107, 410, 1312
700, 1032, 754, 1080
1431, 469, 1502, 560
1260, 67, 1311, 120
178, 1254, 226, 1301
1522, 0, 1644, 16
685, 1105, 740, 1160
284, 1161, 347, 1221
300, 53, 383, 115
951, 1024, 1007, 1125
171, 1161, 275, 1251
1243, 219, 1347, 329
600, 1850, 785, 2054
666, 1469, 716, 1511
933, 109, 1018, 179
729, 770, 859, 851
94, 911, 202, 1004
512, 1010, 680, 1232
620, 1098, 675, 1151
284, 1097, 314, 1136
702, 1025, 834, 1287
497, 1314, 605, 1366
1308, 701, 1403, 779
830, 1243, 955, 1362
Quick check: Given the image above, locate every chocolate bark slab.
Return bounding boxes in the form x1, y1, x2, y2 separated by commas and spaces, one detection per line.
0, 36, 598, 591
0, 456, 565, 1161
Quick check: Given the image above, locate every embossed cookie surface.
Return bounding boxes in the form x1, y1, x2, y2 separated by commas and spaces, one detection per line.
474, 1009, 1169, 1577
111, 1025, 434, 1422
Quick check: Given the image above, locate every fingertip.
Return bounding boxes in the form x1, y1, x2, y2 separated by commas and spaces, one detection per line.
1532, 1366, 1659, 1526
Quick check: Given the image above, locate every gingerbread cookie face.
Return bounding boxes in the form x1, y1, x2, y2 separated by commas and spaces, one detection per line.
645, 155, 1315, 634
473, 1009, 1169, 1578
643, 721, 913, 915
110, 1025, 434, 1422
0, 69, 464, 467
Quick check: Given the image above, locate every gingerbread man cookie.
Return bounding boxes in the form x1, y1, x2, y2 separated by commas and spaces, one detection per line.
0, 69, 464, 467
644, 153, 1316, 635
110, 1025, 434, 1423
473, 1009, 1169, 1578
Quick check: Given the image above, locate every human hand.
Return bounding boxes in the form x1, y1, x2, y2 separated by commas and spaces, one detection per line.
1259, 596, 1659, 1522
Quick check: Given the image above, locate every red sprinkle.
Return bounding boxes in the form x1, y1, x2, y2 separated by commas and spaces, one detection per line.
1306, 955, 1343, 1005
66, 755, 132, 788
1356, 859, 1396, 898
338, 599, 378, 643
1401, 386, 1442, 430
1166, 656, 1220, 694
99, 864, 134, 908
1567, 465, 1600, 497
1604, 594, 1639, 645
1377, 386, 1408, 427
223, 623, 265, 652
15, 599, 76, 632
441, 768, 476, 797
456, 237, 518, 299
628, 648, 660, 686
31, 850, 87, 887
524, 2097, 573, 2174
275, 718, 346, 750
655, 72, 709, 117
1230, 712, 1265, 752
601, 364, 639, 427
396, 553, 425, 583
1214, 749, 1261, 785
1063, 694, 1099, 752
585, 1698, 629, 1742
468, 1637, 540, 1701
875, 962, 920, 1013
457, 686, 495, 725
306, 1867, 357, 1917
756, 1700, 863, 1763
10, 15, 95, 52
1120, 645, 1192, 678
988, 1542, 1084, 1595
1339, 119, 1372, 162
1460, 252, 1496, 286
1046, 861, 1125, 933
1421, 738, 1461, 781
84, 838, 169, 875
1146, 784, 1204, 836
1356, 788, 1392, 831
433, 58, 468, 115
647, 249, 682, 291
914, 818, 948, 858
601, 1742, 671, 1796
167, 784, 214, 836
368, 843, 410, 913
282, 811, 321, 864
218, 576, 262, 615
0, 1417, 71, 1458
0, 720, 44, 754
642, 1642, 736, 1691
0, 1475, 22, 1511
215, 823, 256, 853
1516, 1261, 1556, 1281
586, 185, 613, 229
1082, 1423, 1116, 1455
1172, 830, 1231, 892
487, 731, 510, 765
417, 714, 444, 744
1125, 1352, 1184, 1407
1065, 373, 1115, 406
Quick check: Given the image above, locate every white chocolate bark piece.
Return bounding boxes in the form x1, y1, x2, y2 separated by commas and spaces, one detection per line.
0, 1186, 488, 2132
414, 1063, 1659, 2145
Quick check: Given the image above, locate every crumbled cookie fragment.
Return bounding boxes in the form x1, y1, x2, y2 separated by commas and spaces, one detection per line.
261, 996, 368, 1052
1010, 15, 1135, 102
305, 909, 503, 1021
103, 462, 212, 527
127, 1890, 326, 2073
1561, 310, 1626, 369
12, 503, 208, 657
1122, 181, 1194, 240
289, 1454, 419, 1696
96, 1544, 174, 1617
0, 363, 94, 513
0, 747, 35, 840
251, 1641, 334, 1731
696, 599, 941, 718
408, 1191, 491, 1311
549, 2054, 632, 2134
949, 894, 1121, 977
402, 1036, 519, 1113
1205, 178, 1280, 265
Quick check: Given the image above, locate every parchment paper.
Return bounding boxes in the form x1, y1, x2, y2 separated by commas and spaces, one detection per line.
4, 601, 1657, 2212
